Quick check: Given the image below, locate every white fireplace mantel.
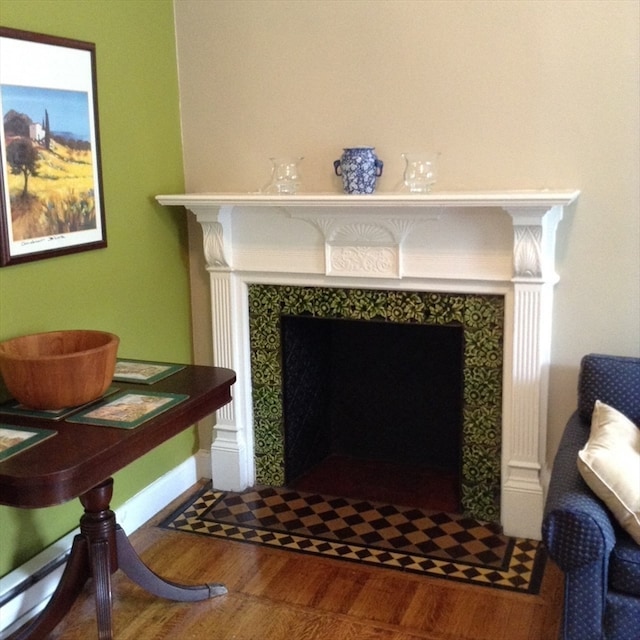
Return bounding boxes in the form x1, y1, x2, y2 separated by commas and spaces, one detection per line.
157, 191, 579, 280
157, 190, 579, 539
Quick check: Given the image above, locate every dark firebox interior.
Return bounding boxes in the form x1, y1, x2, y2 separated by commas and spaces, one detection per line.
281, 315, 464, 511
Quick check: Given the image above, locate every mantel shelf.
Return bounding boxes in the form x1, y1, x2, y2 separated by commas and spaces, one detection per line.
156, 190, 580, 210
157, 188, 580, 281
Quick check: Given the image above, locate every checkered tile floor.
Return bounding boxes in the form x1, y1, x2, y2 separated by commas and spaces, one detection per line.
160, 484, 547, 594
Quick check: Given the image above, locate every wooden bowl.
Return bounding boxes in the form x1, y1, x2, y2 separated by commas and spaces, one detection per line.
0, 330, 119, 409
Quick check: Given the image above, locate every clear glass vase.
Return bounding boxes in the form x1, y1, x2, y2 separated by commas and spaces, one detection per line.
261, 157, 303, 194
396, 152, 440, 193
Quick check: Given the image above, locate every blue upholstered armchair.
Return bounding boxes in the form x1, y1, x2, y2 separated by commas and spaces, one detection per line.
542, 354, 640, 640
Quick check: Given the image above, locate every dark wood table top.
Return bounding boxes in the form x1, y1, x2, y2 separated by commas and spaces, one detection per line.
0, 364, 236, 509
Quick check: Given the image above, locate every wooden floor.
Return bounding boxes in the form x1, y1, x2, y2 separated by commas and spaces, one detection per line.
47, 481, 564, 640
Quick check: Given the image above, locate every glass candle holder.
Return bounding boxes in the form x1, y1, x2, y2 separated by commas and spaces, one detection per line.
397, 152, 440, 193
261, 157, 303, 194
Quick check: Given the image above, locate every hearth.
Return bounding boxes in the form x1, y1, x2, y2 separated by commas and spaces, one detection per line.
157, 190, 580, 539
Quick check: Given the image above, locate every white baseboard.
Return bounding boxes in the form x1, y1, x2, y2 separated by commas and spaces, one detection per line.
0, 452, 210, 638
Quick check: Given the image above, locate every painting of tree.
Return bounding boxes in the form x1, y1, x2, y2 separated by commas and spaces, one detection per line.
6, 137, 39, 197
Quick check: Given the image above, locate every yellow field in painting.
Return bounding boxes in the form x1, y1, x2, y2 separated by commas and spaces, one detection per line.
6, 139, 97, 241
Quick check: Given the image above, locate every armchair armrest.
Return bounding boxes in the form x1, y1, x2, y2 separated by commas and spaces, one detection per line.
543, 411, 617, 640
543, 412, 617, 568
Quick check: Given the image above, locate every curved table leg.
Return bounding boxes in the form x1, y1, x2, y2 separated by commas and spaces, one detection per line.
8, 478, 226, 640
9, 479, 118, 640
90, 539, 114, 640
115, 526, 227, 600
80, 479, 117, 640
7, 534, 91, 640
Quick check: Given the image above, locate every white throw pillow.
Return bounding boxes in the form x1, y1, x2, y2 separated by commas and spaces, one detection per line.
577, 400, 640, 545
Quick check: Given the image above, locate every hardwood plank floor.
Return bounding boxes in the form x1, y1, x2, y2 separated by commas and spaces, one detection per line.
46, 481, 564, 640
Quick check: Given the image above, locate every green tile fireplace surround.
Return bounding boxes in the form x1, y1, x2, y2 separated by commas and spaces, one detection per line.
248, 284, 504, 523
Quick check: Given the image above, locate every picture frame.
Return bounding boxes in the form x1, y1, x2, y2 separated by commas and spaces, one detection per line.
0, 27, 106, 266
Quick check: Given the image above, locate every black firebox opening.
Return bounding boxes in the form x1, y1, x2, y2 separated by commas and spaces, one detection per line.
281, 315, 465, 509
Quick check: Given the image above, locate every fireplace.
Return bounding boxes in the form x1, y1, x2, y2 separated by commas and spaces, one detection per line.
250, 284, 501, 520
156, 190, 579, 539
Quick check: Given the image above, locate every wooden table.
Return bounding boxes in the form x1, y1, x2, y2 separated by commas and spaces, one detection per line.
0, 364, 236, 640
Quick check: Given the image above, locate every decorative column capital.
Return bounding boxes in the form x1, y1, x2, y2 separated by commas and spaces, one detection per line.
186, 204, 233, 272
502, 205, 564, 282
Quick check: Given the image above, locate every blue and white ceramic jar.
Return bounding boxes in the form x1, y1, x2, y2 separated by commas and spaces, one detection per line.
333, 147, 384, 194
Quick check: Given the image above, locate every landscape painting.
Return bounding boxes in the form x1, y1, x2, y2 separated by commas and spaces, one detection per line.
0, 28, 106, 266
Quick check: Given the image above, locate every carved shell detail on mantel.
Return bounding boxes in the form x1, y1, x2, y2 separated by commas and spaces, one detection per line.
302, 216, 421, 245
331, 223, 392, 244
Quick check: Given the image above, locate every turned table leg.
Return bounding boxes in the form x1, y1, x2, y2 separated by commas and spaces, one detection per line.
7, 478, 117, 640
79, 478, 118, 640
8, 477, 226, 640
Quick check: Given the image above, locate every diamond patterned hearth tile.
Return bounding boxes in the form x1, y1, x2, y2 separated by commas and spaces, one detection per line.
160, 483, 547, 594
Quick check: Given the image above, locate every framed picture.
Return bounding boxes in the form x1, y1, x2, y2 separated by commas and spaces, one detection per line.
0, 27, 106, 266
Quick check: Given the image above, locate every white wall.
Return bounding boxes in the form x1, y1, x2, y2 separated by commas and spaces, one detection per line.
173, 0, 639, 460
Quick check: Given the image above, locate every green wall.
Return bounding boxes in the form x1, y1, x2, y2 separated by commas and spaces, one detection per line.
0, 0, 192, 576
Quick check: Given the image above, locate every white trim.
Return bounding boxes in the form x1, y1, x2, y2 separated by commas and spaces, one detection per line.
0, 454, 206, 638
156, 190, 580, 209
